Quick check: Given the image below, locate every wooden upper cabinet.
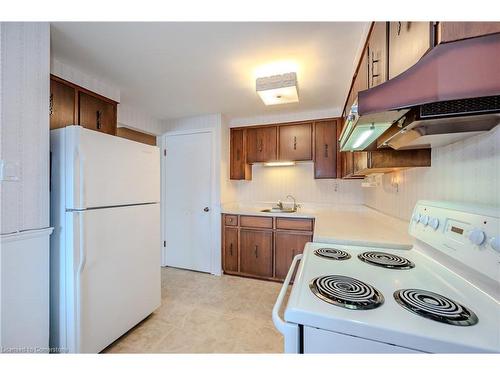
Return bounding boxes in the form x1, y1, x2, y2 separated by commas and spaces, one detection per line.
388, 22, 433, 79
50, 78, 76, 129
223, 227, 238, 273
246, 126, 277, 163
354, 48, 369, 94
438, 22, 500, 44
230, 128, 251, 180
275, 232, 311, 280
354, 149, 431, 176
368, 22, 388, 88
116, 127, 156, 145
239, 229, 273, 277
79, 92, 117, 135
341, 151, 365, 179
279, 123, 312, 161
314, 119, 339, 179
50, 75, 118, 135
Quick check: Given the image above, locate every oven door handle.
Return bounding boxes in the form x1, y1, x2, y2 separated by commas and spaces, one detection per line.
273, 254, 302, 353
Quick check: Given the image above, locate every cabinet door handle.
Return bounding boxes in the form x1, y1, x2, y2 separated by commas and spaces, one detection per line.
397, 21, 402, 36
293, 136, 297, 150
229, 243, 233, 256
258, 139, 263, 152
49, 93, 54, 116
370, 51, 380, 87
254, 245, 258, 258
96, 110, 102, 129
324, 143, 329, 158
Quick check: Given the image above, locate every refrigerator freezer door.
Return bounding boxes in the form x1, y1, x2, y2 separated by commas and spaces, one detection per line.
69, 203, 160, 353
63, 126, 159, 210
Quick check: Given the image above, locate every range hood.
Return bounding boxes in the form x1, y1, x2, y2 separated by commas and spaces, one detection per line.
340, 32, 500, 151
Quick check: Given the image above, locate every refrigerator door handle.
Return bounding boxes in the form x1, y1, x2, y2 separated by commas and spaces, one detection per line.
75, 212, 86, 352
74, 146, 85, 209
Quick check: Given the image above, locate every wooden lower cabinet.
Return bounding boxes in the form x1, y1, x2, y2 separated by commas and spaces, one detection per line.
222, 214, 314, 282
240, 229, 273, 277
223, 227, 238, 272
275, 232, 311, 280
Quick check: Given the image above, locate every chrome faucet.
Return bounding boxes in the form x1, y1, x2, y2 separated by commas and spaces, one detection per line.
276, 200, 284, 210
286, 194, 298, 211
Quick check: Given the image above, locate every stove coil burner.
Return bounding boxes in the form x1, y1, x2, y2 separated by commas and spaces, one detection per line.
394, 289, 478, 326
310, 275, 384, 310
358, 251, 415, 270
314, 248, 351, 260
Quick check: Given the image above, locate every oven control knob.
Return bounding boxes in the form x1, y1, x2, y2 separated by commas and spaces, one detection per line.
429, 217, 440, 230
420, 215, 429, 226
490, 237, 500, 253
412, 213, 421, 223
468, 228, 485, 246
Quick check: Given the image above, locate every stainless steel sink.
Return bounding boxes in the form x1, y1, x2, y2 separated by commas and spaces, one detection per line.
260, 208, 297, 213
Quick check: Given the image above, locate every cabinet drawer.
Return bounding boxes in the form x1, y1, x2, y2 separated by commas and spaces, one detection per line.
240, 215, 273, 229
276, 217, 314, 231
224, 215, 238, 226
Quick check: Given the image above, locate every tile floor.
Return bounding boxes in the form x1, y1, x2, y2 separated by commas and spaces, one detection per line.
104, 267, 285, 353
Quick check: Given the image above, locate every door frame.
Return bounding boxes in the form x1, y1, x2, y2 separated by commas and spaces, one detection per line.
159, 128, 219, 275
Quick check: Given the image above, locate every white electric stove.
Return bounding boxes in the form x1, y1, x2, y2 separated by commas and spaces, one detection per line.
273, 200, 500, 353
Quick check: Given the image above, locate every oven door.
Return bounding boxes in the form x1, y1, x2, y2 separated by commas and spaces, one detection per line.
272, 254, 302, 353
303, 326, 423, 353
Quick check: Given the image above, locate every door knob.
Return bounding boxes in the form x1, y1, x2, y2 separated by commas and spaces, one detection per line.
203, 207, 210, 212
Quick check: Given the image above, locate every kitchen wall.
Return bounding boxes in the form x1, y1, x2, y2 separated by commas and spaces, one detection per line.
117, 103, 164, 136
227, 109, 363, 206
50, 58, 163, 135
364, 125, 500, 221
1, 22, 50, 234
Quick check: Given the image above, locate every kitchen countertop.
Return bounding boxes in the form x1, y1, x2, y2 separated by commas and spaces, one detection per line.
221, 202, 413, 250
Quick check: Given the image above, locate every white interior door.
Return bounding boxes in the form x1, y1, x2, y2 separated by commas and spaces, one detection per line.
164, 131, 213, 273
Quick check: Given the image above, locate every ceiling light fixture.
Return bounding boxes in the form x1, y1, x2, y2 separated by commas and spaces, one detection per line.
256, 72, 299, 106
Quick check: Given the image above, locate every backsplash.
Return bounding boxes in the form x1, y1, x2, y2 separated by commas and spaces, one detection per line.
364, 125, 500, 221
230, 162, 363, 205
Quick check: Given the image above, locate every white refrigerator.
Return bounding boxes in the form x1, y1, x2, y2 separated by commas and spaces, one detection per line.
49, 125, 161, 353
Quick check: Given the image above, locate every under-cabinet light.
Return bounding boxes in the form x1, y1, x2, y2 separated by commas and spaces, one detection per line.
352, 128, 375, 149
341, 122, 392, 151
263, 161, 296, 167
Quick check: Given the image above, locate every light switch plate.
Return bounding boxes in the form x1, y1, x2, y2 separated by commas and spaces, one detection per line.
0, 160, 20, 181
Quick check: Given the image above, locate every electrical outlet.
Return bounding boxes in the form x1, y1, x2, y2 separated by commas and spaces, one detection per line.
0, 160, 20, 181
